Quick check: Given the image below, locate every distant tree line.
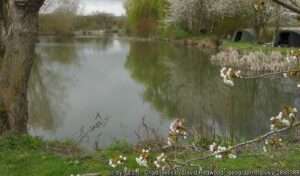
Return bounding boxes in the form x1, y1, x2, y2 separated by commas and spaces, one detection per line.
125, 0, 300, 40
39, 0, 125, 36
39, 12, 125, 36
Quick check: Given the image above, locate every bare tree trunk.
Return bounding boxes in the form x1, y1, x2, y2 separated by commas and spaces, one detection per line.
0, 0, 44, 134
0, 1, 4, 58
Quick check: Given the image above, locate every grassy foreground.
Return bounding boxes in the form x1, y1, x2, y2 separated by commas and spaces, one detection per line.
1, 135, 300, 176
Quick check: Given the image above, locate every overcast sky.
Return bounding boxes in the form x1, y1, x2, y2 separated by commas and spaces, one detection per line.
80, 0, 125, 16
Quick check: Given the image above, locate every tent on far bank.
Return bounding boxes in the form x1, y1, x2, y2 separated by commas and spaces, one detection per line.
274, 28, 300, 48
232, 29, 256, 43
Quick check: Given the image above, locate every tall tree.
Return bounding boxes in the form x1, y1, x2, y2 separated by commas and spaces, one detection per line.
125, 0, 168, 36
0, 0, 45, 134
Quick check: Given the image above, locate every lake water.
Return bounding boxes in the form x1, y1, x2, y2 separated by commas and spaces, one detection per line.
28, 36, 300, 149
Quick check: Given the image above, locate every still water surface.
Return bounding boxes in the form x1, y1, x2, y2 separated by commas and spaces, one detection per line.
28, 37, 300, 149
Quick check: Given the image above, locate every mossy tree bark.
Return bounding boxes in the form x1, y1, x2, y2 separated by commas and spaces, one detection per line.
0, 0, 44, 134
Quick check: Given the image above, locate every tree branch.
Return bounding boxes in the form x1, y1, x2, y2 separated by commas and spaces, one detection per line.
185, 121, 300, 163
240, 69, 300, 79
272, 0, 300, 14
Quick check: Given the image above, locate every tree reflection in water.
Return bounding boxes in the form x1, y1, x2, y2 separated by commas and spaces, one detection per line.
27, 38, 299, 147
28, 37, 81, 132
126, 40, 298, 141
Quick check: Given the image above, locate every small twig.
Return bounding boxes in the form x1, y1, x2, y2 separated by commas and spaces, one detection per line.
75, 113, 109, 144
185, 121, 300, 164
241, 69, 300, 79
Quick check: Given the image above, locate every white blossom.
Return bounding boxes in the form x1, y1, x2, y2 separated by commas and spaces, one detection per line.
220, 67, 242, 87
223, 79, 234, 87
109, 155, 127, 168
265, 140, 269, 145
215, 154, 223, 159
281, 119, 291, 126
136, 157, 148, 167
154, 153, 167, 169
209, 142, 217, 152
289, 113, 296, 118
277, 112, 283, 120
218, 146, 227, 152
228, 154, 237, 159
235, 70, 242, 78
293, 108, 298, 113
209, 143, 236, 159
263, 146, 268, 153
168, 119, 187, 146
220, 67, 227, 77
270, 124, 275, 131
270, 107, 297, 130
167, 137, 173, 146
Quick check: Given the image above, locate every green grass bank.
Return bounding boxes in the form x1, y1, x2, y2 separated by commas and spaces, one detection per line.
1, 135, 300, 176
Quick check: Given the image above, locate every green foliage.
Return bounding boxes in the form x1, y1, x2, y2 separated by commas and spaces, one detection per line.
212, 16, 251, 37
195, 145, 300, 170
160, 24, 192, 39
39, 10, 76, 36
40, 12, 125, 36
106, 140, 132, 154
125, 0, 168, 37
0, 135, 98, 176
74, 13, 125, 32
0, 135, 43, 151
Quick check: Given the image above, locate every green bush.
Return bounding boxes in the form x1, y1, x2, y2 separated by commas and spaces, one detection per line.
160, 24, 192, 39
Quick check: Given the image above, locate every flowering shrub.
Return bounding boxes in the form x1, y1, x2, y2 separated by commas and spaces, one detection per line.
263, 135, 283, 153
109, 155, 127, 168
270, 107, 297, 131
209, 142, 237, 159
220, 67, 241, 86
106, 106, 299, 170
286, 49, 300, 63
135, 148, 150, 167
167, 119, 188, 146
154, 153, 168, 170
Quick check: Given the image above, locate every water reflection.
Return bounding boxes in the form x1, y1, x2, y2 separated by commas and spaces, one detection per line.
29, 37, 168, 149
28, 37, 299, 149
126, 41, 299, 140
29, 38, 81, 132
